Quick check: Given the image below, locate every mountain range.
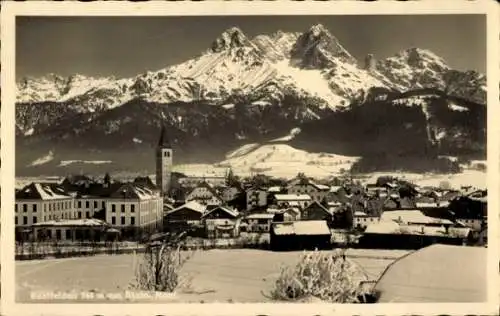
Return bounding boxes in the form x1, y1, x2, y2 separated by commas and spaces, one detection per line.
16, 24, 486, 176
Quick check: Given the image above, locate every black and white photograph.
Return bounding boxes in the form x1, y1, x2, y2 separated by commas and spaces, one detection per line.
1, 1, 498, 314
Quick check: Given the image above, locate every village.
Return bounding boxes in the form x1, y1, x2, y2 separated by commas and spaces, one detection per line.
14, 126, 488, 254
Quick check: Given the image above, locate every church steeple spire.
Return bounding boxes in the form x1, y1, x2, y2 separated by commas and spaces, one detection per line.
156, 124, 173, 196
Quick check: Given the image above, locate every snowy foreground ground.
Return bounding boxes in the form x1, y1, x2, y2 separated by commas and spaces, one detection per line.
16, 248, 409, 303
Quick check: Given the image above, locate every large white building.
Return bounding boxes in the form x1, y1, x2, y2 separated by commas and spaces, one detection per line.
15, 181, 164, 241
105, 183, 163, 231
15, 183, 75, 228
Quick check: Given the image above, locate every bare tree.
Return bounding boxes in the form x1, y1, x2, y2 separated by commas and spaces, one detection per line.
129, 232, 195, 293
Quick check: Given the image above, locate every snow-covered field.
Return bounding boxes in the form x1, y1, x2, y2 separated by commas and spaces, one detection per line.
16, 249, 406, 303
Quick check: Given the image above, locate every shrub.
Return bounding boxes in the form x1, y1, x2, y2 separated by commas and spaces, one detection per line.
266, 249, 368, 303
129, 233, 195, 293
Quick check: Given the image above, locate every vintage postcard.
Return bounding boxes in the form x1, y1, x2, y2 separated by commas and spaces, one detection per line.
1, 1, 499, 315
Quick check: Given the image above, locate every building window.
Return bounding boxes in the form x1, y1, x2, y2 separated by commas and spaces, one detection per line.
86, 211, 90, 219
23, 216, 28, 225
131, 205, 135, 213
112, 204, 116, 212
78, 201, 82, 208
164, 151, 170, 157
94, 201, 98, 208
121, 217, 125, 225
15, 217, 18, 225
121, 205, 125, 213
131, 217, 135, 226
102, 201, 105, 208
85, 201, 90, 208
15, 204, 18, 212
33, 204, 37, 212
23, 204, 27, 212
33, 216, 37, 224
111, 217, 116, 225
66, 230, 71, 240
78, 211, 82, 219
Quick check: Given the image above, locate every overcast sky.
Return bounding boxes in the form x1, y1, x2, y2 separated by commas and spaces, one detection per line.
16, 15, 486, 79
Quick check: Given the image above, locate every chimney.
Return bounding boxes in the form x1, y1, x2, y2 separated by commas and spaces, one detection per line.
364, 54, 376, 72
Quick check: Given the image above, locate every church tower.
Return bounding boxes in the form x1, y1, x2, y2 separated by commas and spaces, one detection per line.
156, 124, 173, 196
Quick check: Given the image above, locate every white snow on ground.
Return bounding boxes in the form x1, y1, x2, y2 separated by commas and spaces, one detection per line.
448, 102, 469, 112
251, 100, 271, 107
29, 151, 54, 166
360, 169, 486, 190
173, 164, 228, 178
222, 103, 235, 110
24, 128, 34, 136
133, 138, 143, 144
270, 127, 301, 142
58, 160, 112, 167
219, 143, 359, 179
225, 143, 260, 159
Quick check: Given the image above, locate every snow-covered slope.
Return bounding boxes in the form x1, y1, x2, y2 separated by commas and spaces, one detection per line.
218, 143, 360, 179
377, 48, 450, 89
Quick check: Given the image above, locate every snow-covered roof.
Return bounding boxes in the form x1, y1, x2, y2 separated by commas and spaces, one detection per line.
245, 213, 275, 220
312, 183, 330, 191
293, 220, 331, 235
202, 205, 239, 219
267, 186, 282, 193
365, 221, 470, 238
375, 244, 486, 303
275, 194, 311, 201
273, 223, 295, 235
381, 210, 453, 225
327, 201, 342, 206
168, 201, 206, 215
364, 221, 400, 234
329, 186, 342, 193
354, 211, 368, 217
16, 182, 72, 201
272, 220, 330, 236
33, 218, 109, 227
416, 202, 439, 208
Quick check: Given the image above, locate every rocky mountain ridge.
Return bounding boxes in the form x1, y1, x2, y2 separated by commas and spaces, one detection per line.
16, 24, 486, 176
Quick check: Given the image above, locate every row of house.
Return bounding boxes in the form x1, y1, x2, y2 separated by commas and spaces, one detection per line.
15, 176, 164, 241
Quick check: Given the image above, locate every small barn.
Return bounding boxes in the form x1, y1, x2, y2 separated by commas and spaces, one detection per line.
270, 220, 331, 251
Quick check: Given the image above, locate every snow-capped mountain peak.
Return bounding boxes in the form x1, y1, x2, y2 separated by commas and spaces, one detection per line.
16, 23, 485, 114
399, 47, 450, 70
211, 26, 257, 53
252, 31, 300, 62
290, 23, 357, 69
